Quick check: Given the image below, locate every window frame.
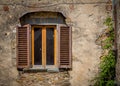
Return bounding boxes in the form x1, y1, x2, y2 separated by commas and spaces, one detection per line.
31, 25, 57, 69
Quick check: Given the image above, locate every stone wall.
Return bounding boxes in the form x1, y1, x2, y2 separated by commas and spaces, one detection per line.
115, 0, 120, 84
0, 0, 109, 86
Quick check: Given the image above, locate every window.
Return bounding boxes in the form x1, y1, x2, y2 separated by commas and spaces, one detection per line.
31, 25, 57, 68
17, 12, 72, 70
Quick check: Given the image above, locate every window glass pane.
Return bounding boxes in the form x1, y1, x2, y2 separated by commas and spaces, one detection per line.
34, 28, 42, 65
46, 28, 54, 65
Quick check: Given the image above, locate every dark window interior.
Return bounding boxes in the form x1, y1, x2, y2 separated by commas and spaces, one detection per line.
34, 28, 42, 65
46, 28, 54, 65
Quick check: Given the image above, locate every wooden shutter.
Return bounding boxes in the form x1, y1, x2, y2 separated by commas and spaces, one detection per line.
59, 26, 72, 68
16, 26, 30, 69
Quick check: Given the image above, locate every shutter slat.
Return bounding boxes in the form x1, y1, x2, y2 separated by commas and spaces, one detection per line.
59, 26, 72, 68
17, 26, 30, 69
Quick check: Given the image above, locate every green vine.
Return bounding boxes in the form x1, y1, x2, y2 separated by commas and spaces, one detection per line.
94, 17, 116, 86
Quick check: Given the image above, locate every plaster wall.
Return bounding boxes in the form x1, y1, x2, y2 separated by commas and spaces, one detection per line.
0, 0, 109, 86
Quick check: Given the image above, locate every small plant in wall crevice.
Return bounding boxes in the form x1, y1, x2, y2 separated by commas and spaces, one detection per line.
93, 17, 116, 86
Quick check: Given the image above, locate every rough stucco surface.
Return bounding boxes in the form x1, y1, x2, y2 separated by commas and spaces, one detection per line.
0, 0, 109, 86
69, 4, 108, 86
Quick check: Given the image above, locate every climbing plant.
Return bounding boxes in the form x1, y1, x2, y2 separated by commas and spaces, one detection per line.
94, 17, 116, 86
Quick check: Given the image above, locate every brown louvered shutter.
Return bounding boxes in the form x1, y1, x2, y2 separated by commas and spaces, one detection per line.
16, 26, 30, 69
59, 26, 72, 68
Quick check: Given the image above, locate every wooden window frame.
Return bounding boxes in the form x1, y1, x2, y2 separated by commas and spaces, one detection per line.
31, 25, 57, 69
